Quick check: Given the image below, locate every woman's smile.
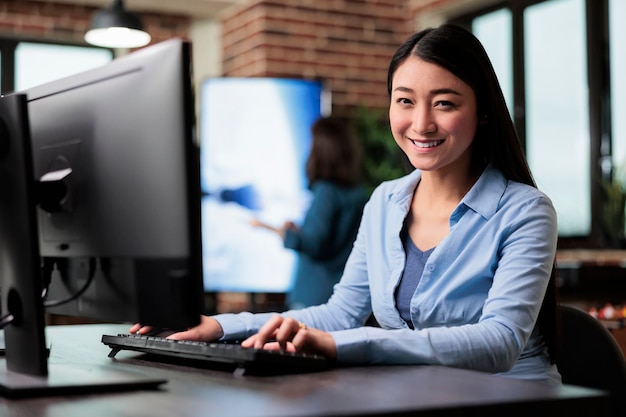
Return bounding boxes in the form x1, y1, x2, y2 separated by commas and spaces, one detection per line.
410, 139, 445, 149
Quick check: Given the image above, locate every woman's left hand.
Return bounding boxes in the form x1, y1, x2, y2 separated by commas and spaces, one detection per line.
241, 315, 337, 360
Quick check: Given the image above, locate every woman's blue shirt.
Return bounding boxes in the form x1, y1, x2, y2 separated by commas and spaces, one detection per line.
214, 166, 561, 384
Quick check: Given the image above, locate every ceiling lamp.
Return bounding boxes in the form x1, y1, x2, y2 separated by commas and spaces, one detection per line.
85, 0, 151, 49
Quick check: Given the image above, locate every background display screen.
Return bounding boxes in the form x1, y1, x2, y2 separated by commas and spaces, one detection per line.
200, 77, 324, 292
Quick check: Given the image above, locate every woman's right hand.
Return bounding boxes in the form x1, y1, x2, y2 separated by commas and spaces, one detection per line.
128, 315, 224, 341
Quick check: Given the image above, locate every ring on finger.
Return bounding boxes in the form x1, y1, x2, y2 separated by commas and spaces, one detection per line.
298, 321, 307, 330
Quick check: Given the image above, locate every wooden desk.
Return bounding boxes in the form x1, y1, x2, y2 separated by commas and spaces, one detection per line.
0, 324, 610, 417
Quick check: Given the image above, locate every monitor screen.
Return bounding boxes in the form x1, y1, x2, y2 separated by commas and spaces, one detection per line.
200, 77, 325, 293
0, 38, 204, 395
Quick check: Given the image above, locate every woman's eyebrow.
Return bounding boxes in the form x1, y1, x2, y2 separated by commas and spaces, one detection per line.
392, 86, 463, 95
430, 88, 462, 96
392, 86, 413, 93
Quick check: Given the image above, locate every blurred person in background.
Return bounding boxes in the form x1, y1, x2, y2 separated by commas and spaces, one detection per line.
250, 116, 368, 309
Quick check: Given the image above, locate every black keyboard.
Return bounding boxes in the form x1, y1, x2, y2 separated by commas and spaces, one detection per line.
101, 334, 329, 375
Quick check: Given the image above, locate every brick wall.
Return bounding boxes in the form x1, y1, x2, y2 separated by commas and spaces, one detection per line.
220, 0, 413, 116
0, 0, 465, 115
0, 0, 190, 47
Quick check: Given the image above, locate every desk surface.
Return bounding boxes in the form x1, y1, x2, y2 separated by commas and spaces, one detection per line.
557, 249, 626, 268
0, 324, 610, 417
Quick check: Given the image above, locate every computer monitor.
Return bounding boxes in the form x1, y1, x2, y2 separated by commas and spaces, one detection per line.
0, 38, 204, 396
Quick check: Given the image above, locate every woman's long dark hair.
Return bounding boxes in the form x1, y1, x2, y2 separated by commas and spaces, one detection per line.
387, 24, 560, 363
306, 116, 363, 188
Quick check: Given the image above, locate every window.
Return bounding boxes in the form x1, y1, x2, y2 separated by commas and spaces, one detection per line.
0, 39, 112, 94
524, 0, 589, 236
472, 9, 513, 114
15, 43, 111, 91
456, 0, 619, 247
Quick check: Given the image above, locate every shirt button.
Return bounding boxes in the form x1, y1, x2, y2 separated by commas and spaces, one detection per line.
427, 264, 435, 271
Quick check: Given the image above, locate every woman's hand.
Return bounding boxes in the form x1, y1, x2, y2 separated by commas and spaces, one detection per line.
241, 315, 337, 360
128, 315, 224, 341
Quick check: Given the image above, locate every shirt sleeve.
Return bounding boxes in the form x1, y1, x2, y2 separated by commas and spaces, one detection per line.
213, 195, 375, 338
330, 194, 558, 373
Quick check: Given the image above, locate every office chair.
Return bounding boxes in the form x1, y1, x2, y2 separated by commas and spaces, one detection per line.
556, 304, 626, 416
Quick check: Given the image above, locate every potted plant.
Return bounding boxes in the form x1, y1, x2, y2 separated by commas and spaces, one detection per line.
602, 163, 626, 248
352, 105, 411, 195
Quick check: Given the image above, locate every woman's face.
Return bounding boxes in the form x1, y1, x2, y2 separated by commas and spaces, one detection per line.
389, 56, 479, 174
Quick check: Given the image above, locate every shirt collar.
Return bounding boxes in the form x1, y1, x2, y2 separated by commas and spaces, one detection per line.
388, 169, 421, 209
462, 165, 507, 220
387, 165, 507, 220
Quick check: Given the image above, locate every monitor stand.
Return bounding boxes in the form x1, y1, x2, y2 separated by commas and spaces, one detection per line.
0, 94, 166, 398
0, 362, 166, 398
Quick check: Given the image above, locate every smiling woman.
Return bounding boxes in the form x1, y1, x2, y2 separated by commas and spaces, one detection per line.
131, 24, 561, 387
387, 56, 482, 252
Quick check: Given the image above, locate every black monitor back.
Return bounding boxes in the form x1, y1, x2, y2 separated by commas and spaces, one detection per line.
0, 38, 204, 380
29, 38, 203, 328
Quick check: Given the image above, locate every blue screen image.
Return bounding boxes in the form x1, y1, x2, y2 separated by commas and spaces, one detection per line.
200, 78, 323, 292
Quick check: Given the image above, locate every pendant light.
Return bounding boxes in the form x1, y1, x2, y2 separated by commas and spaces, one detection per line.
85, 0, 151, 49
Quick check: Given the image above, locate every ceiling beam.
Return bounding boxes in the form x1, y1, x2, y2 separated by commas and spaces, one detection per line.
38, 0, 250, 19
